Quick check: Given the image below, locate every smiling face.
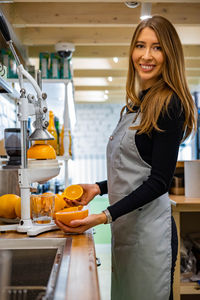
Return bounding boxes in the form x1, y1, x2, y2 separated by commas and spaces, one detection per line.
132, 27, 164, 90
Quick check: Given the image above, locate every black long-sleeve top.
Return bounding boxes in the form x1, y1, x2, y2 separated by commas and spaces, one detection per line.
96, 90, 185, 222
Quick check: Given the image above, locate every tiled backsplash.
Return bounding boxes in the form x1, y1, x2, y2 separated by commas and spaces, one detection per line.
0, 94, 17, 155
69, 102, 124, 184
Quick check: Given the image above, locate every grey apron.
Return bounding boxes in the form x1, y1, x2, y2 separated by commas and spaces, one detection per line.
107, 110, 171, 300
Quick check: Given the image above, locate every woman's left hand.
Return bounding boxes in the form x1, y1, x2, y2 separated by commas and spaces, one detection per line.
55, 213, 107, 234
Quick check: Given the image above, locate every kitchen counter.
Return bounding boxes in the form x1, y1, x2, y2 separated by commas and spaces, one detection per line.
0, 228, 101, 300
170, 194, 200, 211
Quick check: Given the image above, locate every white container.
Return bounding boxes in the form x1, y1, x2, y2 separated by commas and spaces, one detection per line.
184, 160, 200, 198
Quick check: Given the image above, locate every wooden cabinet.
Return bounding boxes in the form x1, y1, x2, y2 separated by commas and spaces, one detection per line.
171, 195, 200, 300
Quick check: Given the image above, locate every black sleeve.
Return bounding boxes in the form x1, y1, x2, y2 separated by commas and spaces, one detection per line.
107, 94, 185, 221
96, 180, 108, 195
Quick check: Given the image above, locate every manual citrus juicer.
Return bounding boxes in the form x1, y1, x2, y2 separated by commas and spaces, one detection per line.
0, 12, 60, 236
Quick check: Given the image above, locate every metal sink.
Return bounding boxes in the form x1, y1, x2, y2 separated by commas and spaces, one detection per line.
0, 238, 72, 300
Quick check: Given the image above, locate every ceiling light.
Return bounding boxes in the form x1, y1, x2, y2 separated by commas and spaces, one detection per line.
113, 57, 119, 63
125, 2, 140, 9
140, 3, 152, 20
108, 76, 113, 82
104, 94, 108, 100
105, 90, 109, 94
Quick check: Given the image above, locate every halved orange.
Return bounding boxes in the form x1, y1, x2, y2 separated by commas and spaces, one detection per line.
58, 207, 79, 213
55, 208, 88, 226
63, 185, 83, 201
53, 194, 67, 215
57, 205, 83, 214
27, 144, 56, 160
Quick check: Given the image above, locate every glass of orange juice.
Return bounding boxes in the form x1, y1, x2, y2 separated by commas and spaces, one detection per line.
31, 194, 55, 225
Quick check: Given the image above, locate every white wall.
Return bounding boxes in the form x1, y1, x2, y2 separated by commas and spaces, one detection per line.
69, 102, 123, 184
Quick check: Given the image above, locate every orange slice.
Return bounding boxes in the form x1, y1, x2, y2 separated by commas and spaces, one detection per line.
55, 208, 88, 226
63, 185, 83, 201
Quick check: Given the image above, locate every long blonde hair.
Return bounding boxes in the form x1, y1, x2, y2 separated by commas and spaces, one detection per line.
126, 15, 197, 141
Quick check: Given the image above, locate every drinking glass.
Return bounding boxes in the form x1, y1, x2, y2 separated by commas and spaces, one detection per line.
31, 194, 55, 225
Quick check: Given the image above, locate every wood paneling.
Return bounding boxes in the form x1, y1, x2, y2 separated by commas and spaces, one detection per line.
0, 1, 200, 101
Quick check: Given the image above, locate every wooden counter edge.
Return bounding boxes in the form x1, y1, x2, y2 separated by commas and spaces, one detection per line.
65, 232, 101, 300
170, 195, 200, 212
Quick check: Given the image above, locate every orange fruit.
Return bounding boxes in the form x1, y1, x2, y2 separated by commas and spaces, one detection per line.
63, 185, 83, 201
55, 208, 88, 226
56, 206, 83, 214
54, 194, 66, 210
53, 194, 68, 218
58, 207, 79, 213
27, 144, 56, 160
0, 194, 20, 219
14, 196, 21, 218
15, 197, 32, 218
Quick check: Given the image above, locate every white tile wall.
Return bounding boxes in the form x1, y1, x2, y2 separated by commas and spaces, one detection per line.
0, 95, 17, 140
69, 103, 123, 184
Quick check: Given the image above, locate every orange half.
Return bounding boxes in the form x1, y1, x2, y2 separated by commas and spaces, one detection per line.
27, 144, 56, 160
55, 208, 88, 226
63, 185, 83, 201
57, 205, 83, 213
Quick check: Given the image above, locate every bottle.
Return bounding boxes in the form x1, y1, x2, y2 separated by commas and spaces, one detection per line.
46, 110, 58, 154
59, 125, 72, 157
50, 53, 61, 79
59, 125, 64, 156
39, 52, 49, 79
54, 116, 60, 155
68, 129, 72, 157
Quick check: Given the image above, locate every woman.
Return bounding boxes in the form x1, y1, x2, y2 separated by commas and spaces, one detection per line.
56, 15, 196, 300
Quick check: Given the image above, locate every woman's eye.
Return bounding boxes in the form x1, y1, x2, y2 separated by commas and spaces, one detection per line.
135, 44, 144, 49
154, 46, 162, 51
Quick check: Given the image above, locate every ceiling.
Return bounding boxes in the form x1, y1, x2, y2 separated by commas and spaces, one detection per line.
0, 0, 200, 103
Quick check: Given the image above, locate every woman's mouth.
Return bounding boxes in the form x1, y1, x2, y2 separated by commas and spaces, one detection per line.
140, 64, 155, 72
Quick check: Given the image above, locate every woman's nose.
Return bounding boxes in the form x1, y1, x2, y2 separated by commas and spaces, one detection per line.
142, 48, 152, 60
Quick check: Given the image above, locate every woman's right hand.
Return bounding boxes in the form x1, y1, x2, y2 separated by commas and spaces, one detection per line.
64, 183, 101, 207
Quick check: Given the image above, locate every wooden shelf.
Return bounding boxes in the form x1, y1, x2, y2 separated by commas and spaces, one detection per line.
180, 282, 200, 295
176, 161, 184, 168
171, 196, 200, 300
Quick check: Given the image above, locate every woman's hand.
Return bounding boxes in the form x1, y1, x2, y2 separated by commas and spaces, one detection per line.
64, 183, 101, 207
55, 212, 107, 234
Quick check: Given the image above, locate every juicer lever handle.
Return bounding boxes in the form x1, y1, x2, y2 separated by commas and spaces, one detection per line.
0, 12, 11, 42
